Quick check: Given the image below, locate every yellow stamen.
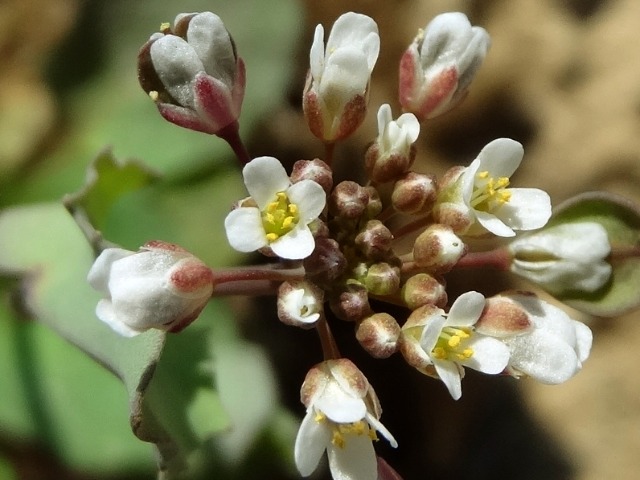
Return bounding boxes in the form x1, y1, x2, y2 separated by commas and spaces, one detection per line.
432, 326, 475, 362
471, 171, 512, 212
266, 233, 279, 242
261, 191, 301, 243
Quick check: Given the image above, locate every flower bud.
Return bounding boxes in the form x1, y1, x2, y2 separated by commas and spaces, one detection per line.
87, 241, 214, 337
355, 220, 394, 260
364, 104, 419, 183
401, 273, 447, 309
303, 237, 347, 284
138, 12, 245, 136
364, 262, 401, 296
508, 222, 612, 295
290, 158, 333, 196
356, 313, 401, 358
399, 12, 490, 121
364, 185, 383, 219
303, 12, 380, 142
391, 171, 437, 215
277, 280, 324, 329
329, 181, 369, 219
413, 224, 466, 273
329, 284, 372, 322
399, 303, 442, 373
475, 295, 532, 337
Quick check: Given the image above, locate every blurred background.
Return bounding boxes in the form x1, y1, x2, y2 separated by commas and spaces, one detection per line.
1, 0, 639, 479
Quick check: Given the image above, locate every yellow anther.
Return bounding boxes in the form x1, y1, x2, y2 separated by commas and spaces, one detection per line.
288, 204, 298, 214
266, 233, 279, 242
433, 347, 447, 359
264, 213, 275, 224
477, 171, 489, 179
332, 431, 345, 449
448, 335, 461, 348
149, 91, 159, 102
276, 192, 287, 201
282, 216, 294, 229
267, 202, 278, 213
159, 22, 171, 31
462, 348, 474, 358
314, 411, 326, 423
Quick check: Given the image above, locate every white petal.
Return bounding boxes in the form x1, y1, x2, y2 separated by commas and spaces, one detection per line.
434, 360, 462, 400
494, 188, 551, 231
287, 180, 326, 223
365, 413, 398, 448
420, 314, 446, 354
421, 12, 473, 66
242, 157, 291, 208
320, 47, 370, 100
475, 138, 523, 178
150, 35, 204, 108
327, 434, 377, 480
294, 410, 331, 477
87, 248, 134, 293
463, 336, 510, 374
445, 291, 485, 327
95, 300, 142, 337
309, 24, 325, 82
395, 112, 420, 143
326, 12, 379, 72
573, 320, 593, 363
224, 207, 267, 252
270, 225, 315, 260
186, 12, 236, 86
474, 209, 515, 237
506, 330, 581, 384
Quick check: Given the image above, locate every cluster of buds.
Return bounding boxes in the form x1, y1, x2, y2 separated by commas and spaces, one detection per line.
82, 9, 630, 480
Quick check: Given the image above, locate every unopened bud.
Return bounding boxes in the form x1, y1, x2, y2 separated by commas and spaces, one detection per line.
329, 283, 372, 322
399, 303, 443, 373
291, 158, 333, 196
401, 273, 447, 309
391, 172, 437, 215
364, 186, 383, 218
413, 224, 466, 273
355, 220, 394, 260
364, 262, 401, 296
277, 281, 324, 329
329, 181, 369, 219
303, 237, 347, 284
356, 313, 401, 358
399, 12, 490, 121
364, 104, 419, 183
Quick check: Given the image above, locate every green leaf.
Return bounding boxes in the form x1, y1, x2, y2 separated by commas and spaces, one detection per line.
0, 203, 230, 476
63, 148, 160, 231
547, 192, 640, 316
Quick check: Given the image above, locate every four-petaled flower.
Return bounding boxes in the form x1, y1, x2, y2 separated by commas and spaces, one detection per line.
224, 156, 326, 260
303, 12, 380, 142
87, 241, 215, 337
401, 291, 510, 400
437, 138, 552, 237
295, 359, 397, 480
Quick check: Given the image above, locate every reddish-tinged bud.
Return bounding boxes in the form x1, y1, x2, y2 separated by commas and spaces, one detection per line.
364, 262, 401, 296
413, 224, 466, 273
303, 237, 347, 284
356, 313, 401, 359
329, 181, 369, 219
329, 284, 372, 322
401, 273, 447, 309
355, 220, 394, 260
290, 158, 333, 195
475, 295, 533, 337
391, 172, 437, 215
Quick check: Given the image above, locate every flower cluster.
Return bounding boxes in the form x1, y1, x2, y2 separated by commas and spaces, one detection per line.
82, 9, 634, 480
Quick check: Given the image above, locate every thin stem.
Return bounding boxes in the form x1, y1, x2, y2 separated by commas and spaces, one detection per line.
218, 121, 251, 165
316, 313, 341, 360
453, 248, 512, 271
324, 141, 336, 167
213, 280, 280, 297
212, 264, 305, 285
62, 196, 117, 256
390, 215, 430, 239
609, 245, 640, 261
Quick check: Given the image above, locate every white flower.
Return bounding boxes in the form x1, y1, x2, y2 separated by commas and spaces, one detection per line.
455, 138, 551, 237
478, 293, 592, 384
509, 222, 612, 294
139, 12, 246, 135
294, 359, 397, 480
401, 291, 510, 400
277, 280, 324, 328
224, 156, 326, 260
399, 12, 490, 120
376, 104, 420, 156
87, 241, 214, 337
303, 12, 380, 141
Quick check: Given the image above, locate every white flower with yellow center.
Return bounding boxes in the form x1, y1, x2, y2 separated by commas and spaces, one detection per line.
403, 291, 510, 400
460, 138, 551, 237
224, 156, 326, 260
295, 359, 397, 480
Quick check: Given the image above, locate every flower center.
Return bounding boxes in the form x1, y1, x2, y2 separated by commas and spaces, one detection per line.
261, 191, 300, 242
470, 170, 511, 212
314, 411, 378, 449
432, 326, 474, 361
